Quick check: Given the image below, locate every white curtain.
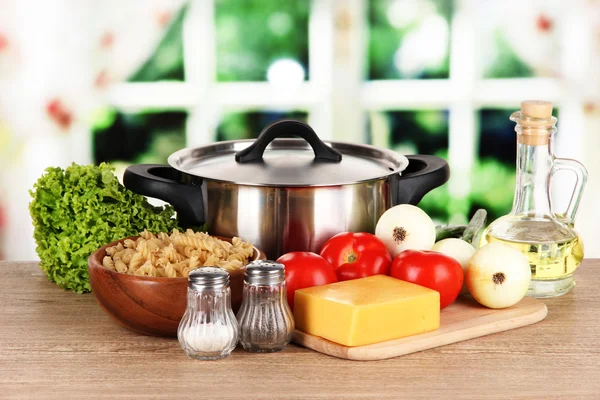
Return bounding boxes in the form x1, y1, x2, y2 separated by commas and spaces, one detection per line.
0, 0, 185, 259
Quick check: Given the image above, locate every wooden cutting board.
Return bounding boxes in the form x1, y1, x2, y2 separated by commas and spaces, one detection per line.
292, 296, 547, 361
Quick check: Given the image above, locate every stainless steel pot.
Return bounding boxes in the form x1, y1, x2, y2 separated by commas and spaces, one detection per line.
124, 120, 449, 259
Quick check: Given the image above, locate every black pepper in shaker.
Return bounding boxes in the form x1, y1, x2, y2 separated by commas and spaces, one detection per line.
236, 260, 295, 352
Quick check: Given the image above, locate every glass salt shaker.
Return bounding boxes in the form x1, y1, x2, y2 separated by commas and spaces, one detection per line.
237, 260, 295, 353
177, 267, 239, 360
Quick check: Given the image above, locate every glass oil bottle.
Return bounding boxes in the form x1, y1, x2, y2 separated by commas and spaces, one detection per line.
480, 100, 587, 298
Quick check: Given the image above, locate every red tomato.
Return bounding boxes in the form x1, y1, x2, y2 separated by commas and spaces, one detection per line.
390, 250, 463, 309
276, 252, 338, 311
320, 232, 392, 281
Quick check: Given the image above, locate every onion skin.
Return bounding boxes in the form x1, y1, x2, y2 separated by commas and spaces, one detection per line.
432, 238, 476, 295
375, 204, 436, 257
466, 243, 531, 309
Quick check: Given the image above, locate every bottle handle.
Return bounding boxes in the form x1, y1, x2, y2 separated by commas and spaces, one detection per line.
552, 157, 588, 224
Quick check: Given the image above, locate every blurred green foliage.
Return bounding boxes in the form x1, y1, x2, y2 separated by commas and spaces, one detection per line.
93, 110, 186, 165
217, 111, 308, 141
129, 5, 186, 82
215, 0, 310, 81
419, 150, 515, 225
368, 0, 452, 79
483, 31, 534, 79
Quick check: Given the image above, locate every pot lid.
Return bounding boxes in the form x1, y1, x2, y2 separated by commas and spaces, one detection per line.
168, 120, 409, 187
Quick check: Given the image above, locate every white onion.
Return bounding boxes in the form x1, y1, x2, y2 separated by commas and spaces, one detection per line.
432, 238, 476, 295
375, 204, 436, 257
466, 242, 531, 309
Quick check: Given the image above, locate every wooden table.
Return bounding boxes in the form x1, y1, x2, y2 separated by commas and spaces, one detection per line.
1, 261, 599, 399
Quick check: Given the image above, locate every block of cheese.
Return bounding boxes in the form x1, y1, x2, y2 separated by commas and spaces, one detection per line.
294, 275, 440, 347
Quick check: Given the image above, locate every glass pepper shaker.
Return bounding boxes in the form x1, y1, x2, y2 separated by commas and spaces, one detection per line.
237, 260, 295, 353
177, 267, 239, 360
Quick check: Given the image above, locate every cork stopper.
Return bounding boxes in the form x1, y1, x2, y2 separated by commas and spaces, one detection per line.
521, 100, 553, 119
510, 100, 556, 146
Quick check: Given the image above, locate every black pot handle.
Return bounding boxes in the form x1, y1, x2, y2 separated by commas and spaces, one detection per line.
123, 164, 205, 227
394, 155, 450, 205
235, 119, 342, 163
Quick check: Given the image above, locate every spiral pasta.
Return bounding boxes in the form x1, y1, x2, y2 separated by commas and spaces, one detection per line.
101, 229, 254, 278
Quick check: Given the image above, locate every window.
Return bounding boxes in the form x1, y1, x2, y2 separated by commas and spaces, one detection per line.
101, 0, 597, 250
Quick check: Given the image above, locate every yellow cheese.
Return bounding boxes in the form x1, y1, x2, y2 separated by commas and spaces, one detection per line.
294, 275, 440, 347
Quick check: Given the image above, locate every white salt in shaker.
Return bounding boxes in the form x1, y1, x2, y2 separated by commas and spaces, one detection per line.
236, 260, 295, 352
177, 267, 239, 360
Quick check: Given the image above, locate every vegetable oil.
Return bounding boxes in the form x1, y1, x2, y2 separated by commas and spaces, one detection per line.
481, 218, 584, 296
481, 101, 587, 298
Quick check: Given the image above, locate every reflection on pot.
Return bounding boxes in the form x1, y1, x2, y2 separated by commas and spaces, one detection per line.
205, 180, 389, 260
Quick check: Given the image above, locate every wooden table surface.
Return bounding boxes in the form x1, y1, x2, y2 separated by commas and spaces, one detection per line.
1, 261, 599, 400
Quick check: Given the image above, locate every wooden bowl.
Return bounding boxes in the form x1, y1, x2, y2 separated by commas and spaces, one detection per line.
88, 236, 266, 337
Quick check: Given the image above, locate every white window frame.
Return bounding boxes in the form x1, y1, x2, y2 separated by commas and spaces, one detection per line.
106, 0, 592, 223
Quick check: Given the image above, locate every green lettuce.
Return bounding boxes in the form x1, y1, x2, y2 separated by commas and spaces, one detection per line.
29, 163, 179, 293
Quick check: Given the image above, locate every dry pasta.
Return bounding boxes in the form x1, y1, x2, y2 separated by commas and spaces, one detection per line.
102, 229, 254, 278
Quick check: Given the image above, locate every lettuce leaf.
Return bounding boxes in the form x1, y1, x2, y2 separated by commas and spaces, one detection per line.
29, 163, 179, 293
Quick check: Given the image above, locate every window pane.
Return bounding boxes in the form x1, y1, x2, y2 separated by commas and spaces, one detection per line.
368, 110, 450, 221
368, 0, 452, 80
92, 108, 187, 166
215, 0, 310, 82
128, 6, 185, 82
477, 2, 559, 78
368, 110, 449, 152
217, 111, 308, 141
474, 109, 517, 222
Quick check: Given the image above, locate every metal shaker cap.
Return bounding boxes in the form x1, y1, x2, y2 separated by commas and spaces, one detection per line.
245, 260, 286, 286
188, 267, 229, 290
